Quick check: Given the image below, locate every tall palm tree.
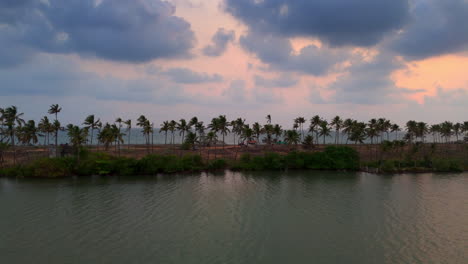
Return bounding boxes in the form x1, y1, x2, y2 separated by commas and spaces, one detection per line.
38, 116, 52, 145
3, 106, 25, 148
115, 118, 124, 153
440, 121, 453, 143
391, 124, 401, 141
177, 119, 190, 143
137, 115, 150, 145
168, 120, 177, 145
266, 114, 271, 124
205, 131, 217, 159
83, 115, 100, 146
310, 115, 322, 144
453, 123, 462, 142
318, 120, 331, 144
252, 122, 262, 143
273, 124, 282, 143
217, 115, 230, 149
405, 120, 418, 143
295, 117, 306, 140
124, 119, 132, 149
160, 121, 169, 144
366, 119, 379, 144
331, 116, 343, 144
342, 118, 354, 144
48, 104, 62, 156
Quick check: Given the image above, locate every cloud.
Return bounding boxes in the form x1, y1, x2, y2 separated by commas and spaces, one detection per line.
254, 74, 298, 88
203, 28, 235, 56
0, 54, 196, 105
240, 32, 347, 75
161, 68, 224, 84
0, 0, 195, 66
223, 80, 246, 101
323, 53, 411, 104
224, 0, 409, 47
391, 0, 468, 59
424, 86, 468, 107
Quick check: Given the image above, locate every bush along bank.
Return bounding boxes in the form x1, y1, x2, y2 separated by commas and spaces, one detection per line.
0, 146, 465, 178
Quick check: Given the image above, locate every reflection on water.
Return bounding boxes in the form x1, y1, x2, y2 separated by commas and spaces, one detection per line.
1, 171, 467, 264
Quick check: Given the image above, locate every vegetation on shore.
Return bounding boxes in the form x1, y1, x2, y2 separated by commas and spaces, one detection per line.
0, 146, 465, 178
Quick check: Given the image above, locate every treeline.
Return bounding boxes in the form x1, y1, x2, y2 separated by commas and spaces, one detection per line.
1, 105, 468, 154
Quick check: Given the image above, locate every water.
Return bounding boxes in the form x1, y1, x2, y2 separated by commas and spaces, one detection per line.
1, 171, 467, 264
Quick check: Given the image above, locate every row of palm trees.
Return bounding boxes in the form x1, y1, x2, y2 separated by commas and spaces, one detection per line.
1, 105, 468, 156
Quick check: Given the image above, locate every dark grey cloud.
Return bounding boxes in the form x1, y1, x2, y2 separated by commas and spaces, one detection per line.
254, 74, 298, 88
0, 55, 194, 105
224, 0, 409, 47
162, 68, 224, 84
391, 0, 468, 59
323, 53, 410, 104
240, 32, 347, 75
203, 28, 235, 56
0, 0, 195, 65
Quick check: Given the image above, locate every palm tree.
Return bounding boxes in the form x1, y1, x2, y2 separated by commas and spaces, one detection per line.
405, 120, 418, 143
160, 121, 169, 144
137, 115, 150, 146
124, 119, 132, 149
38, 116, 52, 145
342, 118, 354, 144
252, 122, 262, 143
195, 121, 205, 143
184, 132, 199, 150
115, 118, 124, 153
453, 123, 462, 142
230, 118, 245, 145
168, 120, 177, 146
83, 115, 100, 146
18, 120, 40, 145
391, 124, 401, 141
266, 114, 271, 124
349, 122, 367, 144
416, 122, 428, 143
263, 124, 274, 145
217, 115, 230, 149
331, 116, 343, 144
48, 104, 62, 156
66, 124, 88, 158
318, 120, 331, 144
205, 131, 217, 159
295, 117, 306, 141
440, 121, 453, 143
284, 130, 300, 146
177, 119, 190, 143
3, 106, 25, 148
310, 115, 322, 144
273, 124, 282, 143
366, 119, 379, 144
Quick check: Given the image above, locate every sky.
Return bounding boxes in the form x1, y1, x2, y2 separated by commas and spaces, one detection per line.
0, 0, 467, 127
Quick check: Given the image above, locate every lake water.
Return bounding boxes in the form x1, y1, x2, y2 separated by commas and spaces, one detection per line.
1, 171, 467, 264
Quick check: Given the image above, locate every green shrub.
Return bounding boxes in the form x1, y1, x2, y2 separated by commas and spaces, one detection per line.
207, 159, 227, 170
29, 158, 72, 178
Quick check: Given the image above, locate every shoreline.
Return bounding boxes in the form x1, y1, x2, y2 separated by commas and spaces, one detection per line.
1, 145, 466, 178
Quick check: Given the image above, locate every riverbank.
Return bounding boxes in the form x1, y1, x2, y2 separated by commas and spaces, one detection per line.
0, 146, 466, 178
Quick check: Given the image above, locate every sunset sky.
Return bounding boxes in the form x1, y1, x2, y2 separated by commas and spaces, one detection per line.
1, 0, 467, 126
